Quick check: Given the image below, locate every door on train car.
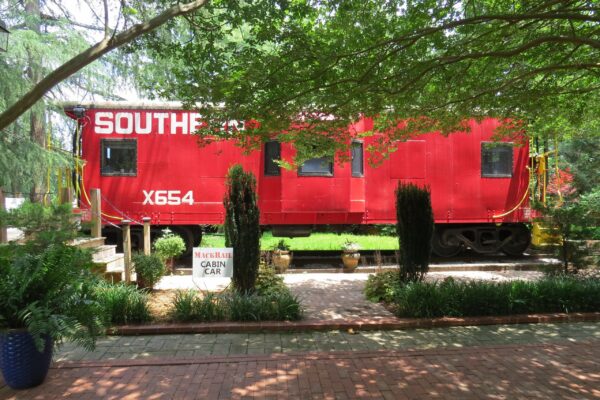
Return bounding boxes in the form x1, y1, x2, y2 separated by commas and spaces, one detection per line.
349, 140, 366, 214
259, 140, 283, 225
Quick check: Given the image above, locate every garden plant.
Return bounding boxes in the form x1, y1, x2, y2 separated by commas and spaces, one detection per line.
93, 281, 152, 325
171, 264, 302, 322
0, 202, 104, 389
395, 182, 434, 282
365, 273, 600, 318
224, 165, 261, 292
132, 252, 166, 290
153, 228, 186, 273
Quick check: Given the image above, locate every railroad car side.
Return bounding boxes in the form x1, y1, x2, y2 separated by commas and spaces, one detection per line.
66, 102, 531, 256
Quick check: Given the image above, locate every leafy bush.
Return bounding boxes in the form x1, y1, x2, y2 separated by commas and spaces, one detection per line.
94, 282, 151, 325
374, 275, 600, 318
224, 165, 260, 292
395, 182, 434, 283
132, 252, 166, 289
364, 271, 402, 302
255, 264, 288, 296
153, 229, 185, 262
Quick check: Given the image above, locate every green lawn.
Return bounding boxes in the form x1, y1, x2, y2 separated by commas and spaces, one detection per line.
200, 231, 398, 251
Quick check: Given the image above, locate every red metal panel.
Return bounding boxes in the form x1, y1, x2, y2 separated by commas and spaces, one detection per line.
279, 145, 351, 213
81, 108, 260, 225
75, 106, 529, 228
390, 140, 426, 179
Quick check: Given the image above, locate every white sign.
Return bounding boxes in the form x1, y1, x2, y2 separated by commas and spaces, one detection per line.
193, 248, 234, 278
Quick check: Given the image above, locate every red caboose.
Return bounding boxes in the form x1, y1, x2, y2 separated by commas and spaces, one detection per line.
64, 102, 531, 256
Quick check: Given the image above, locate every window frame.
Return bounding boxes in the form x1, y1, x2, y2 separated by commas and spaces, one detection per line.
264, 140, 281, 176
100, 138, 138, 177
481, 141, 513, 178
298, 156, 334, 177
351, 140, 364, 177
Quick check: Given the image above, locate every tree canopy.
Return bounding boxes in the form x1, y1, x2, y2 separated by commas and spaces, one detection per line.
136, 0, 600, 163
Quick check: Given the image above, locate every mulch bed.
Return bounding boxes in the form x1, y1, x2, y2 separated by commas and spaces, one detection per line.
147, 290, 177, 323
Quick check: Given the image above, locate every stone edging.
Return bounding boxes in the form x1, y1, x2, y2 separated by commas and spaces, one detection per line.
54, 339, 600, 369
107, 312, 600, 335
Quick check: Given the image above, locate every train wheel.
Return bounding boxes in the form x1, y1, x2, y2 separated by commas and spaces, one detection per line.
432, 228, 462, 257
501, 224, 531, 257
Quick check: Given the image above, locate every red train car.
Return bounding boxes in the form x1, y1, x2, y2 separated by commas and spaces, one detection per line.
64, 102, 532, 256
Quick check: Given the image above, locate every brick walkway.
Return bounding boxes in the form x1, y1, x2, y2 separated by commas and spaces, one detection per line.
2, 322, 600, 399
2, 340, 599, 399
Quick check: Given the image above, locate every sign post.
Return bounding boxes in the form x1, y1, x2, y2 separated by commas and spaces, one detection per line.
192, 248, 234, 279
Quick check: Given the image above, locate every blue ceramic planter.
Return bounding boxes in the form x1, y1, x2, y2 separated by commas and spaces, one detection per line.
0, 331, 53, 390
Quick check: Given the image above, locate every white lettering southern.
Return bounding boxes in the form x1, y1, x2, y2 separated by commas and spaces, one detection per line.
93, 112, 244, 135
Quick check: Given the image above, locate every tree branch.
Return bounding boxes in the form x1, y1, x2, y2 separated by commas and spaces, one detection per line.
0, 0, 209, 132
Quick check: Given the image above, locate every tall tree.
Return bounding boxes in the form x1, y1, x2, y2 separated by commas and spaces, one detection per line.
24, 0, 46, 202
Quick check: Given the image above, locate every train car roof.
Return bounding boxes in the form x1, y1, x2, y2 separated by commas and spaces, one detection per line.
60, 101, 213, 111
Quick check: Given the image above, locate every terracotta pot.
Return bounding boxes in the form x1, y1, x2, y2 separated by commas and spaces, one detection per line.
341, 251, 360, 272
272, 250, 292, 273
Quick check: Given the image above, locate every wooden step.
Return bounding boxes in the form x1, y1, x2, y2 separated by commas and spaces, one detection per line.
94, 253, 125, 272
92, 244, 118, 262
70, 236, 106, 249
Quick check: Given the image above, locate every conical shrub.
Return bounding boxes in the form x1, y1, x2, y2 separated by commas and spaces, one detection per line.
395, 182, 434, 283
224, 165, 261, 293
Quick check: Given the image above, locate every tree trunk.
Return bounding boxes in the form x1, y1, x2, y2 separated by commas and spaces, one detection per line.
25, 0, 46, 203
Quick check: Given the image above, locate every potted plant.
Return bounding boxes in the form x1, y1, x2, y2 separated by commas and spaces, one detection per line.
132, 252, 166, 290
0, 203, 104, 390
272, 239, 292, 273
341, 239, 361, 272
153, 229, 186, 274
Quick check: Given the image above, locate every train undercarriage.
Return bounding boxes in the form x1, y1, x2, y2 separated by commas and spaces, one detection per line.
102, 223, 531, 258
431, 223, 531, 257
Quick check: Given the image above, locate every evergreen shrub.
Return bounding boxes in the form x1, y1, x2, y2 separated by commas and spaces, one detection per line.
395, 182, 434, 282
224, 165, 260, 293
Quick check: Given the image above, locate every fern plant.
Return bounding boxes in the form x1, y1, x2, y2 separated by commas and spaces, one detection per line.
0, 203, 104, 351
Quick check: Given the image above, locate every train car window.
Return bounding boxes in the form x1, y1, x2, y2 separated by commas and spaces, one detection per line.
351, 141, 364, 177
299, 156, 333, 176
264, 141, 281, 176
101, 139, 137, 176
481, 142, 513, 177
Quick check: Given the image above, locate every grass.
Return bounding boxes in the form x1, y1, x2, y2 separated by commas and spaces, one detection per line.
201, 231, 398, 251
